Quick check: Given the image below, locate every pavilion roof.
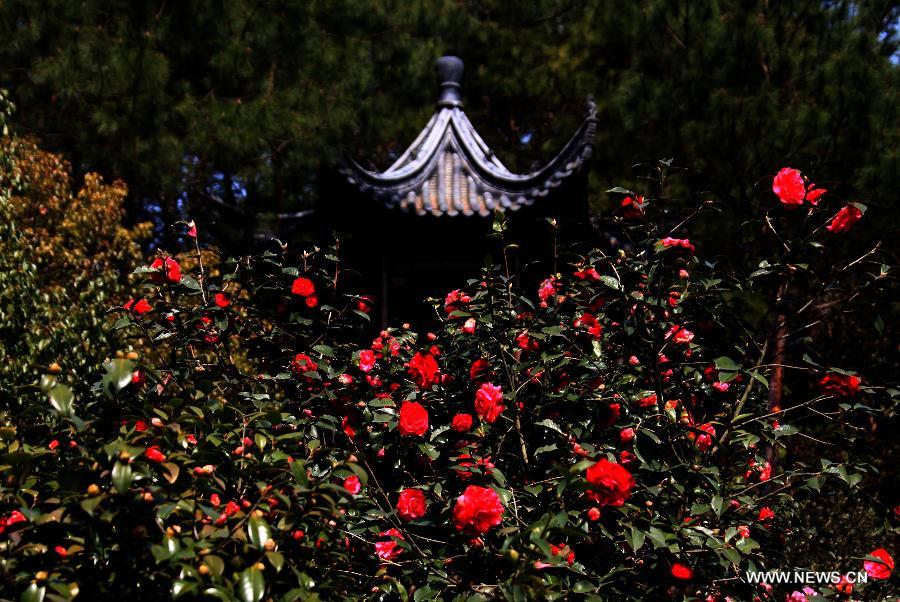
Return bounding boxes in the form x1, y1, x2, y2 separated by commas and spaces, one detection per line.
340, 56, 596, 217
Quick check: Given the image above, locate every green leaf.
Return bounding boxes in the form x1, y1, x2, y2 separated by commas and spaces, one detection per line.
773, 424, 799, 439
172, 580, 196, 598
265, 551, 285, 572
721, 546, 741, 564
711, 495, 724, 517
491, 468, 507, 487
203, 555, 225, 576
735, 537, 759, 553
111, 461, 133, 493
48, 384, 74, 417
750, 371, 769, 388
312, 344, 334, 357
238, 566, 265, 602
248, 515, 272, 549
80, 495, 103, 514
21, 583, 45, 602
180, 275, 202, 291
413, 587, 436, 601
572, 581, 597, 593
152, 535, 180, 562
291, 460, 309, 487
647, 527, 669, 549
629, 526, 646, 552
714, 356, 739, 372
801, 354, 821, 367
101, 359, 134, 398
599, 275, 620, 290
535, 419, 565, 435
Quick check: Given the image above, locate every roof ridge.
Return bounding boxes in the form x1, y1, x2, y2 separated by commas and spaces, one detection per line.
340, 58, 596, 217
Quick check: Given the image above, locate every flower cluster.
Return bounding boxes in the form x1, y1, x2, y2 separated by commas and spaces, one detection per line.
0, 165, 894, 602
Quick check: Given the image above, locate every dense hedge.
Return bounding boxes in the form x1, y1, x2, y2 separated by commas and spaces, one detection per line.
1, 103, 897, 599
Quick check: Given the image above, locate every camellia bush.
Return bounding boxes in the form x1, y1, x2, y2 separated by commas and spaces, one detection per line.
1, 159, 897, 601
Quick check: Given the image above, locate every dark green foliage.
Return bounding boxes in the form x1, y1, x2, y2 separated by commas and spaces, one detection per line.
1, 159, 897, 600
1, 1, 896, 248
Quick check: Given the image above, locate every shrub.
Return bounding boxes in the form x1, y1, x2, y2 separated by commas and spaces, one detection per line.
0, 90, 152, 399
0, 160, 897, 601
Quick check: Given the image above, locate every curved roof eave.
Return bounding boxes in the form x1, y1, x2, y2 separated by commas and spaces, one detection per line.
342, 99, 596, 194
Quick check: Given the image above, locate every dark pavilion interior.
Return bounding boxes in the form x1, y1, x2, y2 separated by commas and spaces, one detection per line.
323, 56, 598, 326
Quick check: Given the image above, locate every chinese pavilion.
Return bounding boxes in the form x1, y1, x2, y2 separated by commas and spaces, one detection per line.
329, 56, 597, 325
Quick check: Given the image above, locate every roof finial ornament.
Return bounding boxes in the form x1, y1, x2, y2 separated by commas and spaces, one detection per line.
435, 56, 464, 108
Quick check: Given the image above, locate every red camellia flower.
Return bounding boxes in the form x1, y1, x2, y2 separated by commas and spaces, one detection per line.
691, 423, 716, 452
462, 318, 476, 334
216, 501, 241, 525
574, 312, 603, 338
585, 459, 635, 507
671, 563, 694, 580
806, 187, 827, 205
452, 485, 505, 535
619, 428, 635, 443
659, 237, 696, 254
343, 475, 362, 495
396, 488, 427, 521
637, 393, 657, 408
194, 464, 216, 477
397, 401, 429, 436
444, 289, 471, 315
620, 195, 645, 218
587, 507, 601, 521
358, 349, 376, 372
826, 205, 863, 233
574, 265, 601, 280
864, 548, 894, 580
772, 167, 827, 206
619, 450, 637, 465
291, 353, 318, 374
599, 402, 621, 429
451, 413, 474, 432
772, 167, 807, 205
374, 528, 404, 561
291, 276, 315, 297
144, 446, 166, 463
758, 507, 775, 522
666, 325, 694, 344
150, 256, 181, 284
356, 295, 374, 313
123, 298, 152, 316
819, 373, 861, 396
474, 383, 505, 423
835, 575, 854, 595
537, 277, 558, 303
213, 292, 230, 307
5, 510, 27, 527
516, 331, 539, 351
470, 358, 490, 380
408, 351, 439, 388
